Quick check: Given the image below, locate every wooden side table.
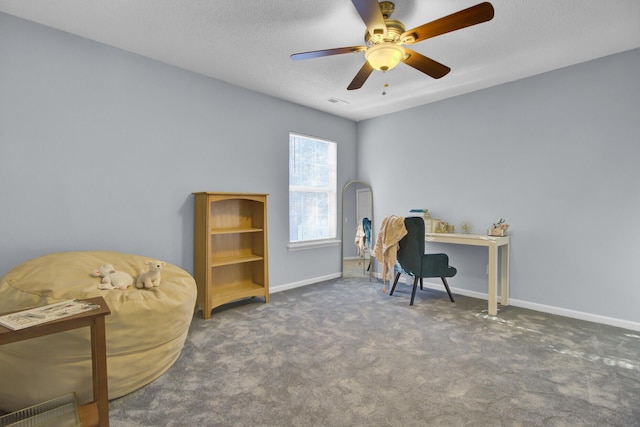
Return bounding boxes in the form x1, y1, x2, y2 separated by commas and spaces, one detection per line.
0, 296, 111, 427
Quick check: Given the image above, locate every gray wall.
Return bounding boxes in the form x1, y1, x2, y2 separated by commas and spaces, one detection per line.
358, 48, 640, 326
0, 13, 357, 287
2, 12, 639, 328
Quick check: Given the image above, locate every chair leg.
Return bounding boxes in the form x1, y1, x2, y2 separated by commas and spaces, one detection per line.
410, 276, 419, 306
441, 277, 455, 302
419, 277, 424, 290
390, 272, 401, 295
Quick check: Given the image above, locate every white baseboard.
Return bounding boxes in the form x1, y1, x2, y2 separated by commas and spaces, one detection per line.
416, 280, 640, 332
507, 298, 640, 332
270, 273, 341, 294
275, 273, 640, 332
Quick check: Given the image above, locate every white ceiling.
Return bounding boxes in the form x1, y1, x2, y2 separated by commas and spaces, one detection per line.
1, 0, 640, 121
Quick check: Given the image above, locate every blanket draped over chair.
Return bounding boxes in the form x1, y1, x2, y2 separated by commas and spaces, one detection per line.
372, 215, 407, 293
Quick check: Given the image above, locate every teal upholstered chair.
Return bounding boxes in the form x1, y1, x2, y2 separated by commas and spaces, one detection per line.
390, 217, 457, 306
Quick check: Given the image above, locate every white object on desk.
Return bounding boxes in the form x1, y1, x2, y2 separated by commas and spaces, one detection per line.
425, 233, 510, 316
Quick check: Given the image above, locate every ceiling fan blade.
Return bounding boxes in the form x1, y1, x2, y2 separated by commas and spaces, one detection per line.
291, 46, 366, 61
401, 2, 494, 44
351, 0, 388, 37
347, 62, 374, 90
402, 48, 451, 79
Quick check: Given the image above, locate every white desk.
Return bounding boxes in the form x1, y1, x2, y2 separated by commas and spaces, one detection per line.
426, 233, 510, 316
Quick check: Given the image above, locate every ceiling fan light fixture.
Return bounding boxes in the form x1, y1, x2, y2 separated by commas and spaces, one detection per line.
365, 43, 405, 71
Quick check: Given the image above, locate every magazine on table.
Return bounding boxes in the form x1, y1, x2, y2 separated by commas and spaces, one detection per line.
0, 299, 101, 330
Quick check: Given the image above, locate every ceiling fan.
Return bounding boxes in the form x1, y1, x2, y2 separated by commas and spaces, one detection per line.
290, 0, 494, 90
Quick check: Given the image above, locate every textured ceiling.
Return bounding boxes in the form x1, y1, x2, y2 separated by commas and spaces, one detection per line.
1, 0, 639, 121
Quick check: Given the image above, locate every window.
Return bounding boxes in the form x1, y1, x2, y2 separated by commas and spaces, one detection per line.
289, 132, 337, 248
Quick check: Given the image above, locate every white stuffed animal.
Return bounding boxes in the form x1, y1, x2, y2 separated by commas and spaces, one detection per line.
92, 264, 134, 290
135, 260, 165, 289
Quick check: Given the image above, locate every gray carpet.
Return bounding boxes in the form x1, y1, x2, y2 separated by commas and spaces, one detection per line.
109, 277, 640, 426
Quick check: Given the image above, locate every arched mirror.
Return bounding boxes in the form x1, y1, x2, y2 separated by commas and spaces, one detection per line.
341, 181, 373, 278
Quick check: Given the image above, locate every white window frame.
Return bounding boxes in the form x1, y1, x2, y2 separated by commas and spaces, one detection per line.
288, 132, 339, 251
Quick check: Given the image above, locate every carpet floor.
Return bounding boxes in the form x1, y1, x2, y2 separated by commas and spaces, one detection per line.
109, 277, 640, 426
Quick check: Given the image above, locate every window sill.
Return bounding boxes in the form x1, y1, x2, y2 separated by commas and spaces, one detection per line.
287, 239, 341, 251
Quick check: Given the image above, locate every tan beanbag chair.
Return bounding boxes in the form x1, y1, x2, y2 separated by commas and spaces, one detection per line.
0, 251, 197, 412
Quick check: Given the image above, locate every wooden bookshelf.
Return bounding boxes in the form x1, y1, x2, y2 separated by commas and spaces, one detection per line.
193, 192, 269, 319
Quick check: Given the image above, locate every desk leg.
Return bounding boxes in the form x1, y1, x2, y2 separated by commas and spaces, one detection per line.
90, 317, 109, 427
500, 244, 509, 306
487, 245, 498, 316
